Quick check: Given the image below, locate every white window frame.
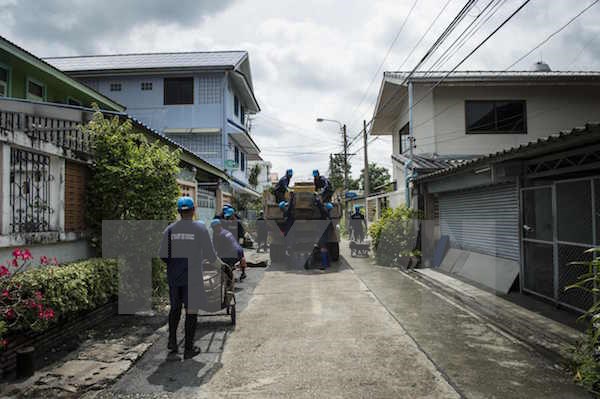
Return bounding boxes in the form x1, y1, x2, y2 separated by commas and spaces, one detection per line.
26, 77, 46, 101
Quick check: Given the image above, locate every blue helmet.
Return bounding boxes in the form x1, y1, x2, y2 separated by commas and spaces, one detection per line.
223, 203, 233, 209
210, 219, 221, 228
312, 169, 319, 177
279, 201, 288, 210
286, 168, 293, 177
325, 202, 334, 210
177, 196, 195, 211
223, 207, 235, 218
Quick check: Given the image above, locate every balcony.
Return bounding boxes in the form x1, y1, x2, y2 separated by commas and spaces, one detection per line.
0, 98, 94, 158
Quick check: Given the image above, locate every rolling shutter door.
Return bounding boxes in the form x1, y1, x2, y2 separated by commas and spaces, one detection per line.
439, 184, 519, 261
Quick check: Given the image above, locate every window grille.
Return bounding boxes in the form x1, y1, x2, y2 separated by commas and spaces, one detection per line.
10, 148, 53, 233
141, 82, 153, 91
110, 83, 122, 92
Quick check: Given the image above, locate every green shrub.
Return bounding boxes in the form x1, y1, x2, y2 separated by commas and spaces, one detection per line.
567, 248, 600, 393
368, 205, 420, 267
0, 255, 168, 348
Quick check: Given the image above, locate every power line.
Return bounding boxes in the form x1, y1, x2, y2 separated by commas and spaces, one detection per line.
347, 0, 480, 144
345, 0, 420, 131
393, 0, 599, 140
504, 0, 600, 71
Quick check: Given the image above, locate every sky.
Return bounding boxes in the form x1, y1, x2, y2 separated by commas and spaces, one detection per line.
1, 0, 600, 181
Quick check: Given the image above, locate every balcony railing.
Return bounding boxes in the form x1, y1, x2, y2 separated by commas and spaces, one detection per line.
0, 98, 93, 155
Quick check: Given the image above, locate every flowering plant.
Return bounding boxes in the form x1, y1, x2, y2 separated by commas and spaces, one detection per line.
0, 248, 58, 350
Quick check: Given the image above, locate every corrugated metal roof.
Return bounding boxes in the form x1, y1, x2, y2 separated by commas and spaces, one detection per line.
392, 153, 468, 170
384, 70, 600, 83
417, 123, 600, 181
44, 51, 248, 72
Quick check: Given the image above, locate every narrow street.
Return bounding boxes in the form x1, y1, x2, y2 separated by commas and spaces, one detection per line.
92, 244, 589, 399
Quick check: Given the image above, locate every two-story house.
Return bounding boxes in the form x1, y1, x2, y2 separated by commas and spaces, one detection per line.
371, 66, 600, 208
44, 51, 262, 199
371, 65, 600, 310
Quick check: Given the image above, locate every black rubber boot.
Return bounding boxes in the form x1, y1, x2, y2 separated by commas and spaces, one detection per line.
183, 314, 201, 359
167, 306, 181, 353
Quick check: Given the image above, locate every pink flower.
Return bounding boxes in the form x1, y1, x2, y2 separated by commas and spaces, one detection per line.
4, 308, 15, 320
40, 256, 49, 265
1, 290, 10, 300
10, 259, 18, 268
0, 339, 8, 349
22, 249, 32, 261
0, 266, 9, 278
11, 248, 21, 258
43, 308, 55, 320
51, 257, 59, 266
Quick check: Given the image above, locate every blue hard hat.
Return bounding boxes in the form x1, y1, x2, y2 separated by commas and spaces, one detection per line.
325, 202, 334, 210
210, 219, 221, 227
312, 169, 319, 177
286, 168, 293, 177
223, 208, 235, 217
279, 201, 288, 210
177, 196, 194, 211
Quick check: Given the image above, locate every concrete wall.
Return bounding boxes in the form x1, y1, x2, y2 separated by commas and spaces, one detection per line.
391, 83, 600, 157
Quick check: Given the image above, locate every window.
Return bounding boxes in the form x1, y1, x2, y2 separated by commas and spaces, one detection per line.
465, 100, 526, 134
240, 152, 246, 171
27, 79, 45, 101
67, 97, 81, 106
234, 95, 239, 116
141, 82, 153, 91
164, 77, 193, 105
10, 148, 52, 233
110, 83, 122, 92
240, 105, 245, 124
0, 66, 8, 97
234, 146, 240, 166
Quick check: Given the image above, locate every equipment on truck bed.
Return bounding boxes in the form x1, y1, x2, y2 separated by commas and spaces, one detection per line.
263, 182, 341, 268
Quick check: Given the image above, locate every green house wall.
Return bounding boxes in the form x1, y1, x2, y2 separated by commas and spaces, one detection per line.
0, 48, 117, 110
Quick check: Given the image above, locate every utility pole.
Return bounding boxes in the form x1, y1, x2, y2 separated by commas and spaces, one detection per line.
363, 120, 370, 225
342, 124, 349, 192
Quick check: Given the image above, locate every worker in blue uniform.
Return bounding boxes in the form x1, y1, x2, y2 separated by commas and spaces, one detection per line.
159, 196, 217, 359
350, 205, 366, 242
274, 169, 293, 204
210, 219, 246, 272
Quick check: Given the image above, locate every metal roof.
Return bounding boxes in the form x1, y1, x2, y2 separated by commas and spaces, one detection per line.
417, 123, 600, 181
392, 153, 467, 170
44, 51, 248, 72
384, 70, 600, 84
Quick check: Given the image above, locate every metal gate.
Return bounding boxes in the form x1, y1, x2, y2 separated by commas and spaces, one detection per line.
439, 184, 519, 261
521, 176, 598, 312
196, 188, 216, 225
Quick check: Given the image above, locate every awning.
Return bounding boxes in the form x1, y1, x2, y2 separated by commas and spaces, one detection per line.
228, 71, 260, 113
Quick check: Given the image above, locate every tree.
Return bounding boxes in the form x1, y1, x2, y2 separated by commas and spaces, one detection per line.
84, 111, 181, 250
248, 163, 261, 187
328, 154, 358, 191
358, 163, 391, 192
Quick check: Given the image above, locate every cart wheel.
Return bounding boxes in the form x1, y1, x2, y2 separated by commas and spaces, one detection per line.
230, 305, 236, 325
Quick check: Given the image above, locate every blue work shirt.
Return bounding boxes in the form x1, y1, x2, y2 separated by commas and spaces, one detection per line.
213, 228, 244, 260
159, 220, 217, 287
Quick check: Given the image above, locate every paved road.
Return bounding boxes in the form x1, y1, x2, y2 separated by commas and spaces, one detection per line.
96, 246, 590, 398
